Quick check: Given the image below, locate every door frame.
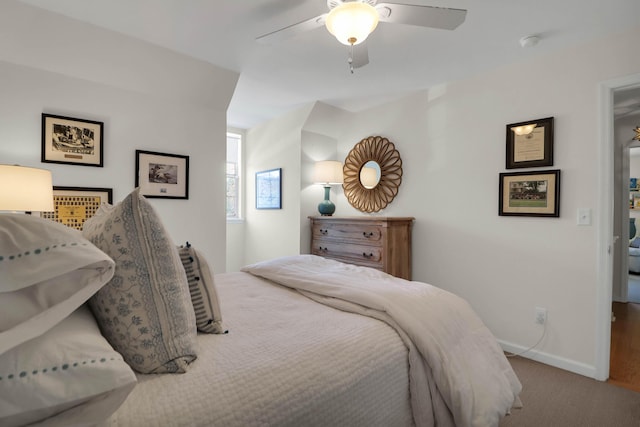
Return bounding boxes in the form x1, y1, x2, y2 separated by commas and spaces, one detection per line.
596, 73, 640, 381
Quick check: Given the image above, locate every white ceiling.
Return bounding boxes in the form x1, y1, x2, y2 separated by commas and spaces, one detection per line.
18, 0, 640, 129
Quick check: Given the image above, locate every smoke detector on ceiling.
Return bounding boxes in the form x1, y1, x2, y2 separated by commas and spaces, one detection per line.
519, 35, 540, 48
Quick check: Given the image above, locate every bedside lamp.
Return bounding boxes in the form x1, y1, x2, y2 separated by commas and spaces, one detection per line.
0, 165, 54, 212
314, 160, 343, 216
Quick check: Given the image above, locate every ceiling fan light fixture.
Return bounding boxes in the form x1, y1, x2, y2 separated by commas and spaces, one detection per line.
325, 1, 379, 46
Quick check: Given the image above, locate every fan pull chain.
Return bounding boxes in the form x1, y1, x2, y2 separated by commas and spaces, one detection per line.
348, 38, 356, 74
348, 45, 354, 74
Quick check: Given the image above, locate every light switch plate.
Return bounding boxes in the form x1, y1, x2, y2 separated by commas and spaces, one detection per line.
577, 208, 591, 226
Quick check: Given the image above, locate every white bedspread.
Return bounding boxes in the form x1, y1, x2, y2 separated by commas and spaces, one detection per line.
242, 255, 522, 427
104, 271, 414, 427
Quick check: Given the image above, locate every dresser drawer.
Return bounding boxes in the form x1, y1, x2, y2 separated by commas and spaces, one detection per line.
311, 240, 383, 267
312, 222, 383, 245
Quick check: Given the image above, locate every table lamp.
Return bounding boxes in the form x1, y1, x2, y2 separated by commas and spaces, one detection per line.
314, 160, 343, 216
0, 165, 54, 212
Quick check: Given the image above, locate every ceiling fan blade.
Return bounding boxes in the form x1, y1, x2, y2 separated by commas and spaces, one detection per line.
350, 43, 369, 69
256, 13, 327, 44
376, 3, 467, 30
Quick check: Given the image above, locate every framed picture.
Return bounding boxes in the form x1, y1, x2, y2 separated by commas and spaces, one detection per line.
135, 150, 189, 199
38, 186, 113, 230
256, 168, 282, 209
42, 113, 104, 167
505, 117, 554, 169
499, 169, 561, 217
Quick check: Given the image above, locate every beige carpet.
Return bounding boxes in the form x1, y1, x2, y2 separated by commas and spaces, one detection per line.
499, 357, 640, 426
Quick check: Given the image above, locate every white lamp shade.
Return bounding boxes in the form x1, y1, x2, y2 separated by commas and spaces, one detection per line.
325, 1, 379, 46
314, 160, 344, 185
0, 165, 54, 211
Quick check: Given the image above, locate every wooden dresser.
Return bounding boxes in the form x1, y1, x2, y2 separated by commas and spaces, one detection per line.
309, 216, 414, 280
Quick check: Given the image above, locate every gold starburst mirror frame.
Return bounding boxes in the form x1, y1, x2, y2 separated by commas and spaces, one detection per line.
343, 135, 403, 213
634, 126, 640, 141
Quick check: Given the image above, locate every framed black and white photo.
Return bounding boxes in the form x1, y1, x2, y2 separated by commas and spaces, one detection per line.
42, 113, 104, 167
256, 168, 282, 209
38, 186, 113, 230
135, 150, 189, 199
505, 117, 554, 169
499, 169, 560, 217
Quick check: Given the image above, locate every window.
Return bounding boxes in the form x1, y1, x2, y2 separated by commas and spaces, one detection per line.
226, 132, 242, 220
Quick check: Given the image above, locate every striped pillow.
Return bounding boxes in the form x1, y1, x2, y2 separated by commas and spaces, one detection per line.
179, 243, 227, 334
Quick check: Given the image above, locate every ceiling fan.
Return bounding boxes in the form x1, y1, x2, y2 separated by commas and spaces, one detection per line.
256, 0, 467, 72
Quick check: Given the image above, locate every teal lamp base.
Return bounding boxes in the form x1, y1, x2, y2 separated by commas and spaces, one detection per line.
318, 186, 335, 216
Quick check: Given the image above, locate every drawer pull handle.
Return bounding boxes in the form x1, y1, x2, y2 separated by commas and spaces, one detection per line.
320, 229, 328, 235
319, 246, 328, 252
363, 232, 374, 238
362, 252, 374, 258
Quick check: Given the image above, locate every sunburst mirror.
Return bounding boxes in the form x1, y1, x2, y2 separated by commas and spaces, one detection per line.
343, 135, 403, 213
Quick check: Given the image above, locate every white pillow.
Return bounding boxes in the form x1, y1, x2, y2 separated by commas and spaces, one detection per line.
0, 305, 137, 427
0, 213, 115, 354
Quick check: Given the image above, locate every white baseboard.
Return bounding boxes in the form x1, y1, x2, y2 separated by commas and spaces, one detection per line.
498, 339, 598, 380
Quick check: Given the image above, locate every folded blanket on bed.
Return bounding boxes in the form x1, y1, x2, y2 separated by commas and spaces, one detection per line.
242, 255, 521, 427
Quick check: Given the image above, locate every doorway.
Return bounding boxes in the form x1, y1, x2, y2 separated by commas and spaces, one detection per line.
611, 91, 640, 391
599, 75, 640, 384
595, 73, 640, 382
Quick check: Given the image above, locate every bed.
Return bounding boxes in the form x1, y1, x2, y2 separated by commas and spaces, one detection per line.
0, 189, 521, 427
104, 269, 415, 427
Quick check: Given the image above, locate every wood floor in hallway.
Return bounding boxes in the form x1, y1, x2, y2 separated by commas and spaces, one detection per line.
610, 302, 640, 392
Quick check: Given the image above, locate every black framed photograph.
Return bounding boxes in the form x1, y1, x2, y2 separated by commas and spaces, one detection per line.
42, 113, 104, 167
38, 186, 113, 230
499, 169, 560, 217
135, 150, 189, 199
256, 168, 282, 209
505, 117, 554, 169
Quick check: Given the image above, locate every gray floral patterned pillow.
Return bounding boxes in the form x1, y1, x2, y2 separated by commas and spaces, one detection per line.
82, 188, 197, 374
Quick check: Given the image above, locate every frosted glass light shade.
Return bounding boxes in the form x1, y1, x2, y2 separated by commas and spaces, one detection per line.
314, 160, 344, 185
512, 124, 536, 136
325, 2, 379, 46
0, 165, 54, 211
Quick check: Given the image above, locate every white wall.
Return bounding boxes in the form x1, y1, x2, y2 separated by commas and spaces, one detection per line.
240, 102, 351, 267
343, 26, 640, 376
300, 103, 350, 254
226, 220, 245, 272
244, 25, 640, 377
241, 105, 314, 265
0, 1, 238, 273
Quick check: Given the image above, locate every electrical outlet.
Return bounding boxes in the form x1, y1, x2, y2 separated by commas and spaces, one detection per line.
535, 307, 547, 325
